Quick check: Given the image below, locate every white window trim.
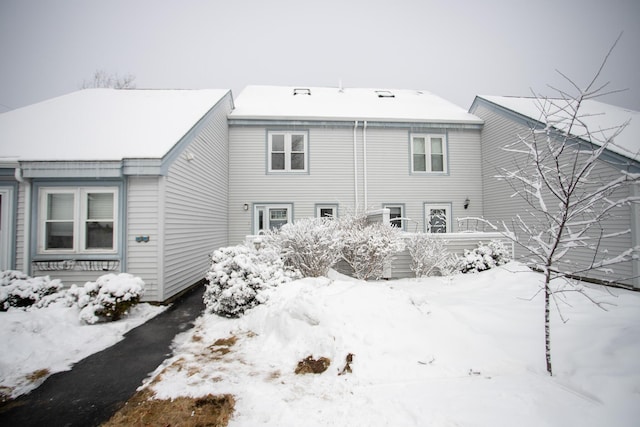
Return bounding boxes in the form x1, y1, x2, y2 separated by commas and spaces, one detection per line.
254, 204, 293, 234
0, 187, 14, 270
424, 203, 452, 233
38, 187, 118, 254
410, 133, 447, 174
267, 131, 309, 173
315, 204, 338, 219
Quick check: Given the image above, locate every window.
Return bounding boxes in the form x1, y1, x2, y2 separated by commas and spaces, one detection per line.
254, 204, 292, 233
39, 187, 118, 253
424, 203, 451, 233
411, 134, 447, 173
383, 204, 404, 229
268, 132, 308, 172
316, 204, 338, 219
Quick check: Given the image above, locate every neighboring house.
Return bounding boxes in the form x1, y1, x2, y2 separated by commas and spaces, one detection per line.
469, 95, 640, 289
0, 88, 233, 301
227, 85, 485, 244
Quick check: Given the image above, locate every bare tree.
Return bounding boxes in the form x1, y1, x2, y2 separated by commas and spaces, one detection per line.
81, 69, 136, 89
486, 36, 639, 375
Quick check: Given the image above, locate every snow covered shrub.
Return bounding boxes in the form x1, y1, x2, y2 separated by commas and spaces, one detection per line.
458, 240, 511, 274
71, 273, 145, 324
204, 244, 300, 317
339, 214, 405, 280
0, 270, 63, 310
407, 234, 456, 277
266, 217, 343, 277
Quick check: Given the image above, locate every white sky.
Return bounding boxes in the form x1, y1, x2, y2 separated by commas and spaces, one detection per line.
0, 0, 638, 114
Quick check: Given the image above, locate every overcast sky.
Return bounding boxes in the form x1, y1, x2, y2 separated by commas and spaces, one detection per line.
0, 0, 638, 114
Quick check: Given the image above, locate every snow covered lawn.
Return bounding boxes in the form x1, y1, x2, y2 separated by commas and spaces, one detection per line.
146, 263, 640, 426
0, 301, 165, 400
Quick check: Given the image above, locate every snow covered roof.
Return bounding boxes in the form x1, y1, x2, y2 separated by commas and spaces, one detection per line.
477, 95, 640, 162
230, 85, 483, 124
0, 88, 230, 161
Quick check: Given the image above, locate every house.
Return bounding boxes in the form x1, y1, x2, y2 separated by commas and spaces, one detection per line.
0, 88, 233, 301
469, 95, 640, 289
227, 85, 485, 244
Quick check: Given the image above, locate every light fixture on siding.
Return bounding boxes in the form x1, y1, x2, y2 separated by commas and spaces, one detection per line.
243, 203, 249, 211
464, 198, 470, 210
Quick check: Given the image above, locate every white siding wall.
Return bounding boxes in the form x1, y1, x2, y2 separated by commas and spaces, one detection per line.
127, 176, 161, 301
473, 101, 637, 287
228, 124, 483, 243
162, 95, 232, 300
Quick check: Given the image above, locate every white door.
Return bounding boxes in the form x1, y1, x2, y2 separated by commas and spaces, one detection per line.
0, 188, 13, 270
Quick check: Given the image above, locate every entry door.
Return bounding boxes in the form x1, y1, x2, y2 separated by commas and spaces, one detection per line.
0, 188, 13, 270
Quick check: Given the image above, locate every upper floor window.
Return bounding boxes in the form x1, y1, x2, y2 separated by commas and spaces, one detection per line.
268, 131, 308, 172
39, 187, 118, 253
411, 134, 447, 173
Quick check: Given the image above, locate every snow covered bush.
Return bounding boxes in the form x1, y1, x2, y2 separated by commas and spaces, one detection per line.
266, 217, 343, 277
204, 244, 300, 317
407, 234, 456, 277
70, 273, 145, 324
458, 240, 511, 274
339, 214, 405, 280
0, 270, 63, 310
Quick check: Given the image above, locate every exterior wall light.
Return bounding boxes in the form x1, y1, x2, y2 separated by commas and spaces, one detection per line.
464, 198, 470, 210
243, 203, 249, 211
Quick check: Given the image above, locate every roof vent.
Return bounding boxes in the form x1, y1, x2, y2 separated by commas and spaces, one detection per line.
375, 90, 395, 98
293, 88, 311, 96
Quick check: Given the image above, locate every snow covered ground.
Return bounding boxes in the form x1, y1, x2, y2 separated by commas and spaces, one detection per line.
146, 263, 640, 426
0, 301, 164, 399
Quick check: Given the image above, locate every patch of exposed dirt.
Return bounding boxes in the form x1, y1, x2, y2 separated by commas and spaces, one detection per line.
295, 356, 331, 374
102, 388, 235, 427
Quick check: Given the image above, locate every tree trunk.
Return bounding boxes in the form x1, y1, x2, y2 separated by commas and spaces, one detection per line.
545, 278, 553, 376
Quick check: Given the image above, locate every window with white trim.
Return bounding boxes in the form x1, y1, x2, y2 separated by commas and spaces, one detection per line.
39, 187, 118, 253
383, 204, 404, 229
316, 204, 338, 219
254, 204, 292, 233
268, 132, 308, 172
411, 134, 447, 173
424, 203, 451, 233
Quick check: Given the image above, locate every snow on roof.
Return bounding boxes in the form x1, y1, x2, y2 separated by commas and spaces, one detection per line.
0, 88, 230, 161
230, 85, 483, 124
478, 95, 640, 162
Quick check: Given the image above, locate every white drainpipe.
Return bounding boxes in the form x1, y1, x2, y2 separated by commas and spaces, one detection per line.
14, 167, 31, 274
353, 120, 359, 212
363, 120, 368, 209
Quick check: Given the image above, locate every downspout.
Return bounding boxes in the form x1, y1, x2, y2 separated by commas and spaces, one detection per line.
14, 167, 31, 275
353, 120, 359, 212
363, 120, 368, 209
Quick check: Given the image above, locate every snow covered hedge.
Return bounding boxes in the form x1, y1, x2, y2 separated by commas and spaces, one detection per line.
339, 214, 405, 280
407, 234, 457, 277
458, 240, 511, 274
0, 270, 63, 311
204, 244, 300, 317
0, 270, 145, 324
68, 273, 145, 324
267, 217, 344, 277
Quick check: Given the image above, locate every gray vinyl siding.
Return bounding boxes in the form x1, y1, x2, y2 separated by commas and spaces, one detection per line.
229, 125, 359, 244
162, 94, 232, 300
126, 176, 161, 301
472, 101, 637, 287
366, 127, 483, 233
228, 123, 482, 244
